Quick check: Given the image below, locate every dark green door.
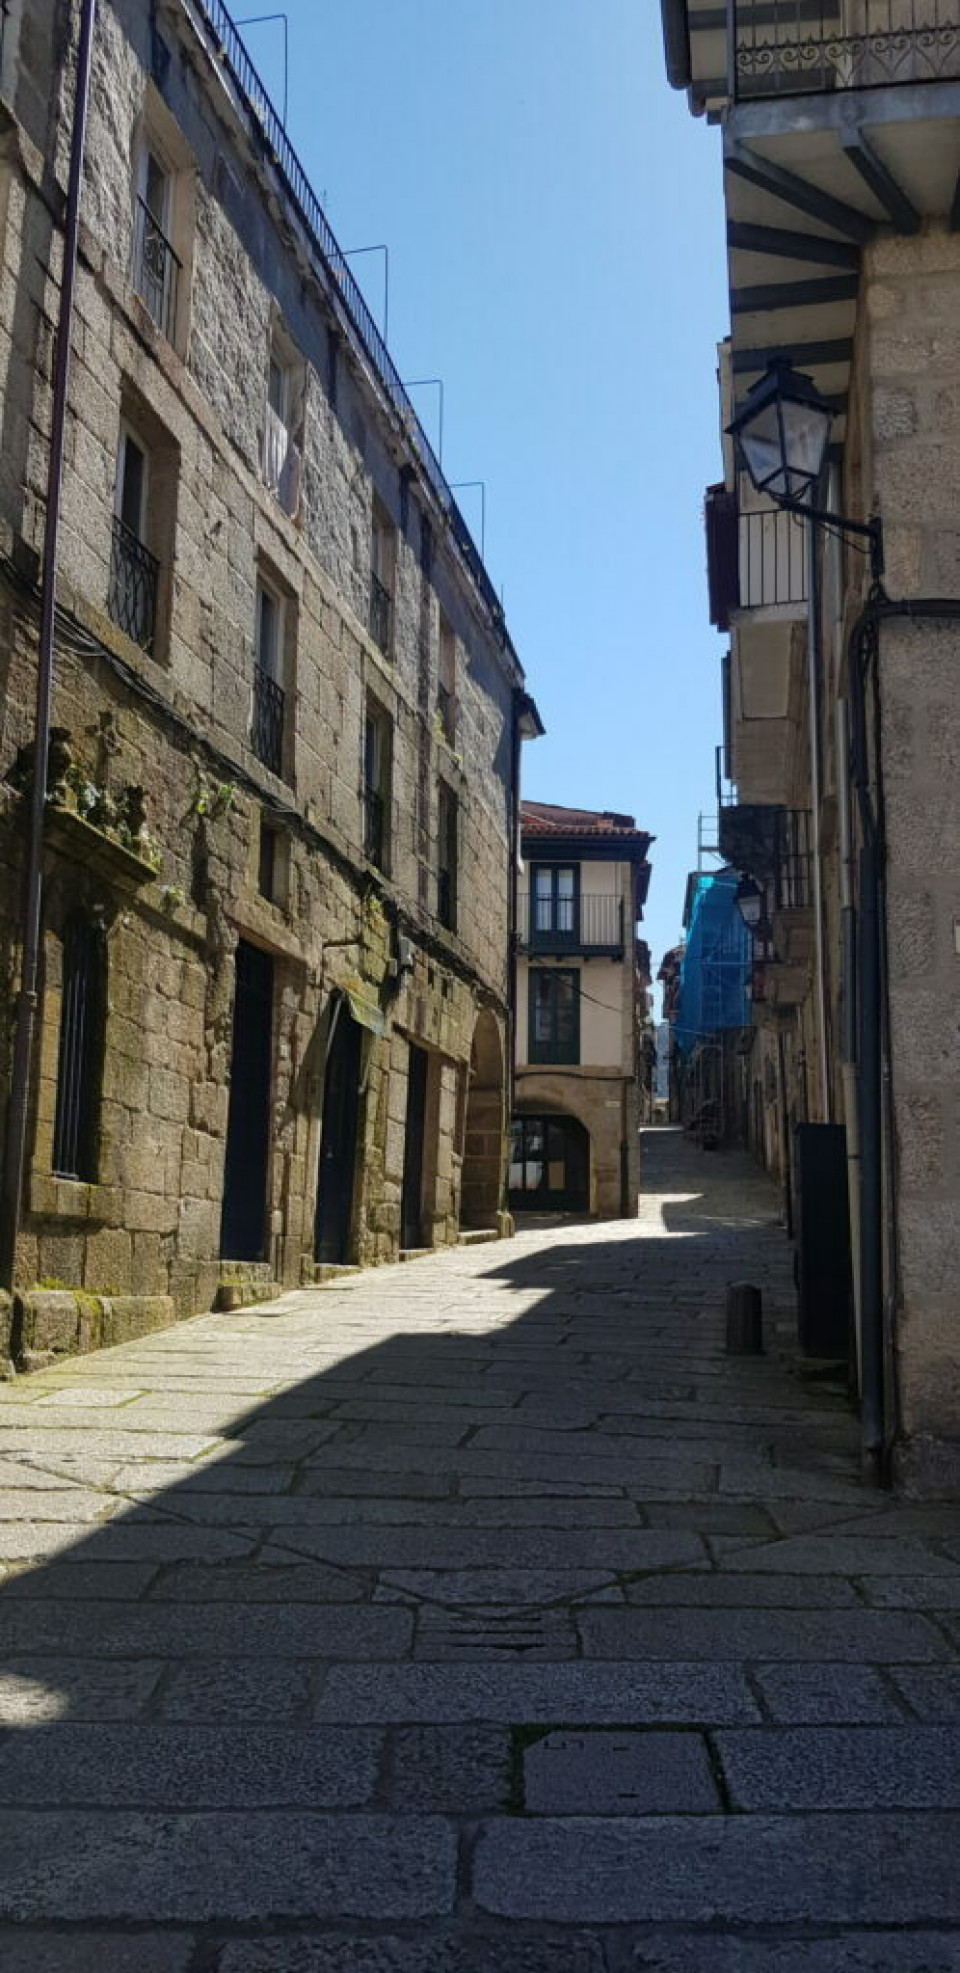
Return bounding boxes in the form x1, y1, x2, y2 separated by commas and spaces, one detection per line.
314, 1006, 362, 1264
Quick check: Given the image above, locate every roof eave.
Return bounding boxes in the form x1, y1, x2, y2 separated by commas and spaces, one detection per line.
661, 0, 692, 89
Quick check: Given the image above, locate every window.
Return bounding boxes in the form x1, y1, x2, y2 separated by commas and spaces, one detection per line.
437, 781, 458, 931
532, 864, 578, 941
364, 696, 392, 870
262, 342, 302, 518
258, 815, 278, 901
529, 968, 580, 1065
133, 145, 180, 341
438, 612, 456, 745
252, 579, 286, 776
52, 913, 105, 1183
370, 497, 394, 656
109, 425, 159, 652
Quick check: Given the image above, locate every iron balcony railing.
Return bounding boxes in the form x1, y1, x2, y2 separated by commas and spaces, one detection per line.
190, 0, 504, 633
108, 515, 159, 652
706, 489, 807, 623
364, 786, 385, 867
774, 808, 813, 911
518, 894, 626, 954
252, 663, 285, 776
369, 572, 392, 656
734, 0, 960, 98
132, 196, 181, 342
740, 507, 808, 610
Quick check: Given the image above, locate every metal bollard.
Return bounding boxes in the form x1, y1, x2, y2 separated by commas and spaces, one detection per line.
726, 1282, 763, 1355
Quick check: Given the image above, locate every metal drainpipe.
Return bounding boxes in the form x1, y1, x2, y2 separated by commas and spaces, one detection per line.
836, 697, 864, 1388
507, 691, 522, 1142
805, 516, 832, 1122
0, 0, 97, 1293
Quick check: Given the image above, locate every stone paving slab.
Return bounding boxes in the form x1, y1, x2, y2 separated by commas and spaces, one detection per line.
0, 1812, 457, 1920
214, 1934, 611, 1971
716, 1725, 960, 1809
627, 1934, 960, 1971
315, 1662, 762, 1723
752, 1665, 911, 1723
472, 1813, 960, 1923
0, 1723, 383, 1807
0, 1935, 196, 1973
0, 1601, 412, 1659
577, 1607, 946, 1661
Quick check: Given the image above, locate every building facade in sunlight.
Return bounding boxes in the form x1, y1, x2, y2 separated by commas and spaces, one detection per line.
0, 0, 542, 1369
511, 803, 653, 1219
662, 0, 960, 1490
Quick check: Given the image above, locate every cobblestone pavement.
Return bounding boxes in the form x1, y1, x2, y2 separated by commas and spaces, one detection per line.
1, 1128, 959, 1969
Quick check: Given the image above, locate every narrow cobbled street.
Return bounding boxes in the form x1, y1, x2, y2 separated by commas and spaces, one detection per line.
1, 1129, 959, 1969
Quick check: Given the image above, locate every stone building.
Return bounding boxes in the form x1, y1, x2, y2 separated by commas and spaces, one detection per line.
511, 802, 652, 1219
662, 0, 960, 1490
0, 0, 541, 1367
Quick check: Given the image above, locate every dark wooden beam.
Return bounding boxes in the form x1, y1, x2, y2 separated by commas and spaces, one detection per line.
726, 145, 875, 243
841, 131, 920, 234
727, 220, 860, 269
732, 338, 854, 374
731, 274, 859, 314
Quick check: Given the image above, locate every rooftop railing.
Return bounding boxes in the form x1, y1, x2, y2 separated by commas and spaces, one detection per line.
190, 0, 506, 634
734, 0, 960, 97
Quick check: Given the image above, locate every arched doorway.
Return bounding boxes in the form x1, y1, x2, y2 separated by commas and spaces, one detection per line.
460, 1009, 505, 1229
509, 1112, 590, 1214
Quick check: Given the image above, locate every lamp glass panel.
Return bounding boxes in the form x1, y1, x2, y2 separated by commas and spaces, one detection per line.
738, 401, 787, 499
779, 397, 832, 500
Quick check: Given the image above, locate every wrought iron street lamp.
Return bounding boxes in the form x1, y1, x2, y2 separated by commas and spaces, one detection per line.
728, 358, 883, 579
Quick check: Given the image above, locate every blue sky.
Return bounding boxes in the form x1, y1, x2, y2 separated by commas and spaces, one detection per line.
235, 0, 729, 1005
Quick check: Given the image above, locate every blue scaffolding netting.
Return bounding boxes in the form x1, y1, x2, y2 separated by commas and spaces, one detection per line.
674, 868, 751, 1056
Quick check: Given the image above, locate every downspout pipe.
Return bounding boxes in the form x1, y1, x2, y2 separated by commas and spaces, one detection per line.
848, 590, 960, 1478
806, 518, 832, 1122
507, 692, 523, 1140
0, 0, 97, 1293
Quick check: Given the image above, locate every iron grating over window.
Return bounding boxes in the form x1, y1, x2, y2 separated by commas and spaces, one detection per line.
52, 913, 105, 1183
109, 515, 159, 653
252, 664, 285, 777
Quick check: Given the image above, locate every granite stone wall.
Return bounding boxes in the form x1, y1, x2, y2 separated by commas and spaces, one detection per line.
0, 0, 521, 1358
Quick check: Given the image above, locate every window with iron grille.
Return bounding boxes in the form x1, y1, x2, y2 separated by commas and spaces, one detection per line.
364, 696, 392, 870
370, 497, 395, 656
252, 579, 286, 776
437, 612, 456, 744
132, 146, 181, 343
528, 968, 580, 1066
52, 913, 106, 1183
437, 781, 458, 931
109, 426, 159, 652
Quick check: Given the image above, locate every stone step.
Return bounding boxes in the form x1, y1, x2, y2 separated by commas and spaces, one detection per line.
459, 1228, 500, 1246
311, 1264, 363, 1286
399, 1248, 434, 1263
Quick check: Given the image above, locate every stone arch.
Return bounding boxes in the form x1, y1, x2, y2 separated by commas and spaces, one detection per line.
460, 1008, 506, 1229
510, 1092, 592, 1215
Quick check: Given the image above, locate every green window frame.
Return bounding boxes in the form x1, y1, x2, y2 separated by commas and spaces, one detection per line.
528, 967, 580, 1065
531, 862, 579, 945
